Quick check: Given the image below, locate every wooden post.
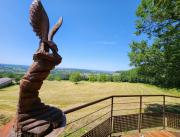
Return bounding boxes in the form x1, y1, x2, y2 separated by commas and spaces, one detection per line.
163, 95, 166, 129
110, 96, 114, 137
138, 95, 142, 133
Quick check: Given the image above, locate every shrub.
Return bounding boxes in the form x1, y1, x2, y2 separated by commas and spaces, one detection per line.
113, 75, 121, 82
81, 74, 89, 81
54, 75, 61, 81
88, 74, 97, 82
69, 72, 82, 83
98, 74, 107, 82
47, 74, 54, 81
106, 75, 113, 82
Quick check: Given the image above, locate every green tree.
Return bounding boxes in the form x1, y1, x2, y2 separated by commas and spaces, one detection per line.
98, 74, 107, 82
112, 75, 121, 82
88, 74, 97, 82
129, 41, 164, 84
129, 0, 180, 87
106, 75, 113, 82
47, 74, 54, 81
135, 0, 179, 38
54, 75, 61, 81
69, 72, 82, 83
120, 72, 128, 82
14, 74, 24, 83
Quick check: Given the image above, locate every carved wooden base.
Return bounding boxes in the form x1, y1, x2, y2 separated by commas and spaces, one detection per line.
13, 52, 65, 137
0, 114, 65, 137
16, 106, 66, 137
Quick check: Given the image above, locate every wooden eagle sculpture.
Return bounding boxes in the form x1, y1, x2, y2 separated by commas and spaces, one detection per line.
0, 0, 66, 137
30, 0, 63, 62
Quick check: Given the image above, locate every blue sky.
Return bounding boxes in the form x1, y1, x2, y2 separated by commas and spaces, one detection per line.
0, 0, 143, 71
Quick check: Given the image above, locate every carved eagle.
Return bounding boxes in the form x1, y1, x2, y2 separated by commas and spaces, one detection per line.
30, 0, 63, 41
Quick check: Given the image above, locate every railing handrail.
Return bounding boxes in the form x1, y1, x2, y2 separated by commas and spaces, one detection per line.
112, 94, 164, 97
165, 95, 180, 98
64, 94, 180, 114
64, 94, 180, 136
64, 96, 112, 114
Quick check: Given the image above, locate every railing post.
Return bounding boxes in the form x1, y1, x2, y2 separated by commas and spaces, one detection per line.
163, 95, 166, 129
110, 96, 114, 137
138, 95, 142, 133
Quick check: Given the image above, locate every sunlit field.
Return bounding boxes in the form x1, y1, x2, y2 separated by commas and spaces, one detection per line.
0, 80, 179, 129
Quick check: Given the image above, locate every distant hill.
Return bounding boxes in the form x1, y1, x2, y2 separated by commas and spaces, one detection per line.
0, 64, 113, 75
0, 64, 28, 74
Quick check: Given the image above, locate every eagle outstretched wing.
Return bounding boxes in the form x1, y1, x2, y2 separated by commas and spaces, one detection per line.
48, 17, 63, 41
30, 0, 49, 41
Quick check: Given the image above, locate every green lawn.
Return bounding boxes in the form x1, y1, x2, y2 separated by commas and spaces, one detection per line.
0, 81, 179, 131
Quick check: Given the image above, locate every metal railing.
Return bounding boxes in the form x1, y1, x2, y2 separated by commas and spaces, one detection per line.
62, 95, 180, 137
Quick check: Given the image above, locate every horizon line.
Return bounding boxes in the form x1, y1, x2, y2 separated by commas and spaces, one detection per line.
0, 63, 131, 72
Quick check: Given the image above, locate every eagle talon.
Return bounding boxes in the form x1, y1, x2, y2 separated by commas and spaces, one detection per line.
45, 41, 59, 53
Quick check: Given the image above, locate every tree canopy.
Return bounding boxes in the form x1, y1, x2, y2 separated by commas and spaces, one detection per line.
129, 0, 180, 87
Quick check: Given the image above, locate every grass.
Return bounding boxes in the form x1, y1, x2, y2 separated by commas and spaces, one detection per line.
0, 114, 11, 127
0, 80, 179, 135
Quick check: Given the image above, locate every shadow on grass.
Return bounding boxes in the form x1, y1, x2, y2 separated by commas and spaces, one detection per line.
0, 84, 18, 91
145, 103, 180, 114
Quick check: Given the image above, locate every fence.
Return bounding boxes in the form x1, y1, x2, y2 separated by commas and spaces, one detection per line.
62, 95, 180, 137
